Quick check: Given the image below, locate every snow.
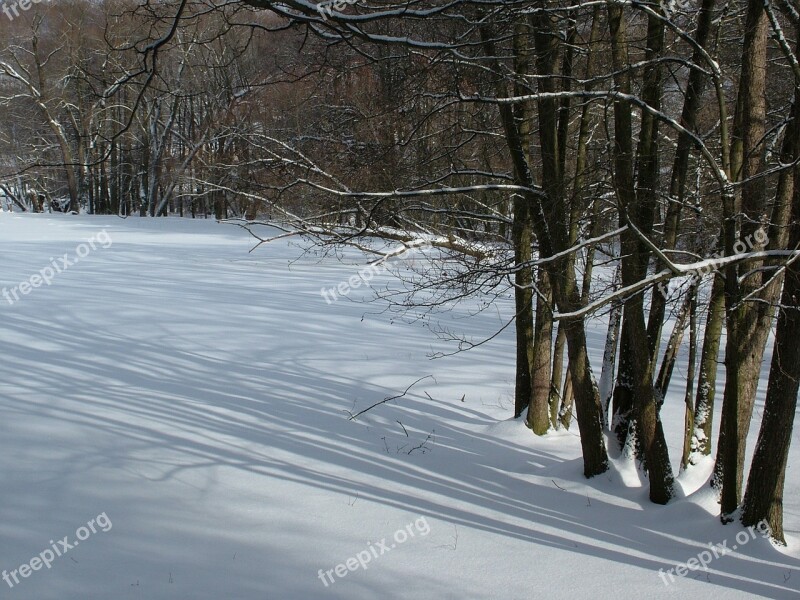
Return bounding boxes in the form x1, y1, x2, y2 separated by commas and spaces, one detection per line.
1, 212, 798, 599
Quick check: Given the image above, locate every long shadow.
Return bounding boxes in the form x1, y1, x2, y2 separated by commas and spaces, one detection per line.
1, 311, 798, 598
0, 225, 798, 598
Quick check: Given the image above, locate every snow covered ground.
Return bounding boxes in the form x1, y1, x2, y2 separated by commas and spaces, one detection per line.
0, 212, 798, 599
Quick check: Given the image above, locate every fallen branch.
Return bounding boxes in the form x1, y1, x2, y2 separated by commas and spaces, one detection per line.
348, 375, 434, 420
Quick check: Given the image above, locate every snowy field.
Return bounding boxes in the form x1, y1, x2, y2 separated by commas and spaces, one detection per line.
1, 212, 799, 599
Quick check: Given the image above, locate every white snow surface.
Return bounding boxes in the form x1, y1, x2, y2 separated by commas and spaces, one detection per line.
1, 213, 798, 599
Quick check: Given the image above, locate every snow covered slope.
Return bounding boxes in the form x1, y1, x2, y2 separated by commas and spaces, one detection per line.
0, 213, 798, 599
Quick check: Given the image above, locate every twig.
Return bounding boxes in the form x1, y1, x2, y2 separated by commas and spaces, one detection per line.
407, 430, 436, 455
348, 375, 434, 420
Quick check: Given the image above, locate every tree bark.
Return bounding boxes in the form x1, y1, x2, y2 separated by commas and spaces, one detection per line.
528, 266, 553, 434
691, 273, 725, 460
512, 19, 535, 420
481, 21, 609, 477
740, 243, 800, 542
608, 2, 674, 503
715, 0, 770, 518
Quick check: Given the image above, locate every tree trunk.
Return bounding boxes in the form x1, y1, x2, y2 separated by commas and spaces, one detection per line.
599, 300, 622, 427
612, 318, 636, 451
655, 282, 697, 402
740, 242, 800, 542
645, 0, 718, 360
481, 21, 609, 478
558, 371, 574, 429
715, 0, 769, 518
691, 274, 725, 460
528, 267, 553, 434
511, 19, 535, 420
681, 286, 699, 470
608, 2, 674, 503
513, 198, 535, 419
549, 324, 566, 429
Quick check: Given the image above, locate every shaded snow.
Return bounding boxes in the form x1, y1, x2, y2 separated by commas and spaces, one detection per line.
0, 213, 798, 599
